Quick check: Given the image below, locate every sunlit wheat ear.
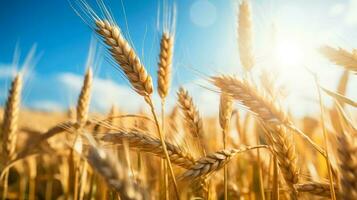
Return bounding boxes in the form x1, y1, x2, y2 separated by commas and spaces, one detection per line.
76, 67, 92, 128
177, 87, 206, 155
177, 145, 267, 181
212, 76, 290, 125
158, 32, 174, 100
264, 125, 299, 197
238, 0, 254, 72
101, 130, 195, 169
95, 20, 153, 99
319, 45, 357, 73
2, 73, 22, 161
219, 92, 233, 130
211, 75, 327, 157
296, 182, 338, 198
85, 145, 148, 200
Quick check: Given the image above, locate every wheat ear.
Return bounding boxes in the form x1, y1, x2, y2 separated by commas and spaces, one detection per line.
238, 0, 254, 72
158, 32, 174, 99
177, 87, 206, 155
219, 92, 233, 132
296, 182, 338, 198
336, 129, 357, 199
96, 19, 179, 197
95, 20, 153, 98
76, 67, 92, 128
211, 75, 326, 157
2, 73, 22, 161
101, 130, 195, 169
319, 45, 357, 73
177, 145, 267, 181
85, 145, 148, 200
264, 125, 299, 197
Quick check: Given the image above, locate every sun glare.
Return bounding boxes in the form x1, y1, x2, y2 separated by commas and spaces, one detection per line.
274, 38, 304, 66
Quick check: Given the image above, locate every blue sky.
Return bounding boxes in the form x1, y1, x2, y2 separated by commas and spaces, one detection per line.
1, 0, 357, 116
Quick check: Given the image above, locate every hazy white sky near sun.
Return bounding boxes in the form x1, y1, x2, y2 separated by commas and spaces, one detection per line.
0, 0, 357, 118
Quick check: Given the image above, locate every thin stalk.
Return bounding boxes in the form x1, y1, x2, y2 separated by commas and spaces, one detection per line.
2, 171, 9, 200
256, 134, 265, 200
272, 155, 279, 200
79, 161, 88, 200
19, 172, 27, 200
314, 75, 336, 200
223, 127, 228, 200
74, 160, 80, 200
161, 100, 169, 200
147, 97, 179, 199
29, 177, 36, 200
45, 176, 53, 200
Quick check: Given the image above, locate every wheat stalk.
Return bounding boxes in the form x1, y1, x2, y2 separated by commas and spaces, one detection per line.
76, 67, 92, 128
2, 73, 22, 161
177, 145, 267, 181
158, 32, 174, 100
177, 87, 206, 155
211, 75, 326, 157
95, 20, 153, 98
238, 0, 254, 72
219, 92, 233, 200
319, 45, 357, 73
322, 87, 357, 107
85, 145, 148, 200
100, 130, 195, 169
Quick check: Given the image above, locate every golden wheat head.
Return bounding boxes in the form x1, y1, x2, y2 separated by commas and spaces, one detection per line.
76, 67, 92, 127
238, 0, 254, 71
95, 20, 153, 98
2, 73, 22, 161
158, 32, 174, 100
319, 45, 357, 73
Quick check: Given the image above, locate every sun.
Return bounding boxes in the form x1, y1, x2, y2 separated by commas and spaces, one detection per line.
274, 37, 304, 67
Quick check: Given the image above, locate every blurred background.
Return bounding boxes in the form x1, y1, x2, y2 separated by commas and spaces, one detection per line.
0, 0, 356, 117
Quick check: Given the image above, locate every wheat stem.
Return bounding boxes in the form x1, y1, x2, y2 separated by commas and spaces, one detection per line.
147, 98, 180, 199
313, 75, 337, 200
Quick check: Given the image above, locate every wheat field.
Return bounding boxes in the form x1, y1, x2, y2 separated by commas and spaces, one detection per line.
1, 0, 357, 199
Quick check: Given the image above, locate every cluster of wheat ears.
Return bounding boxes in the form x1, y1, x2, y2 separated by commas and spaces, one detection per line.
1, 0, 357, 199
